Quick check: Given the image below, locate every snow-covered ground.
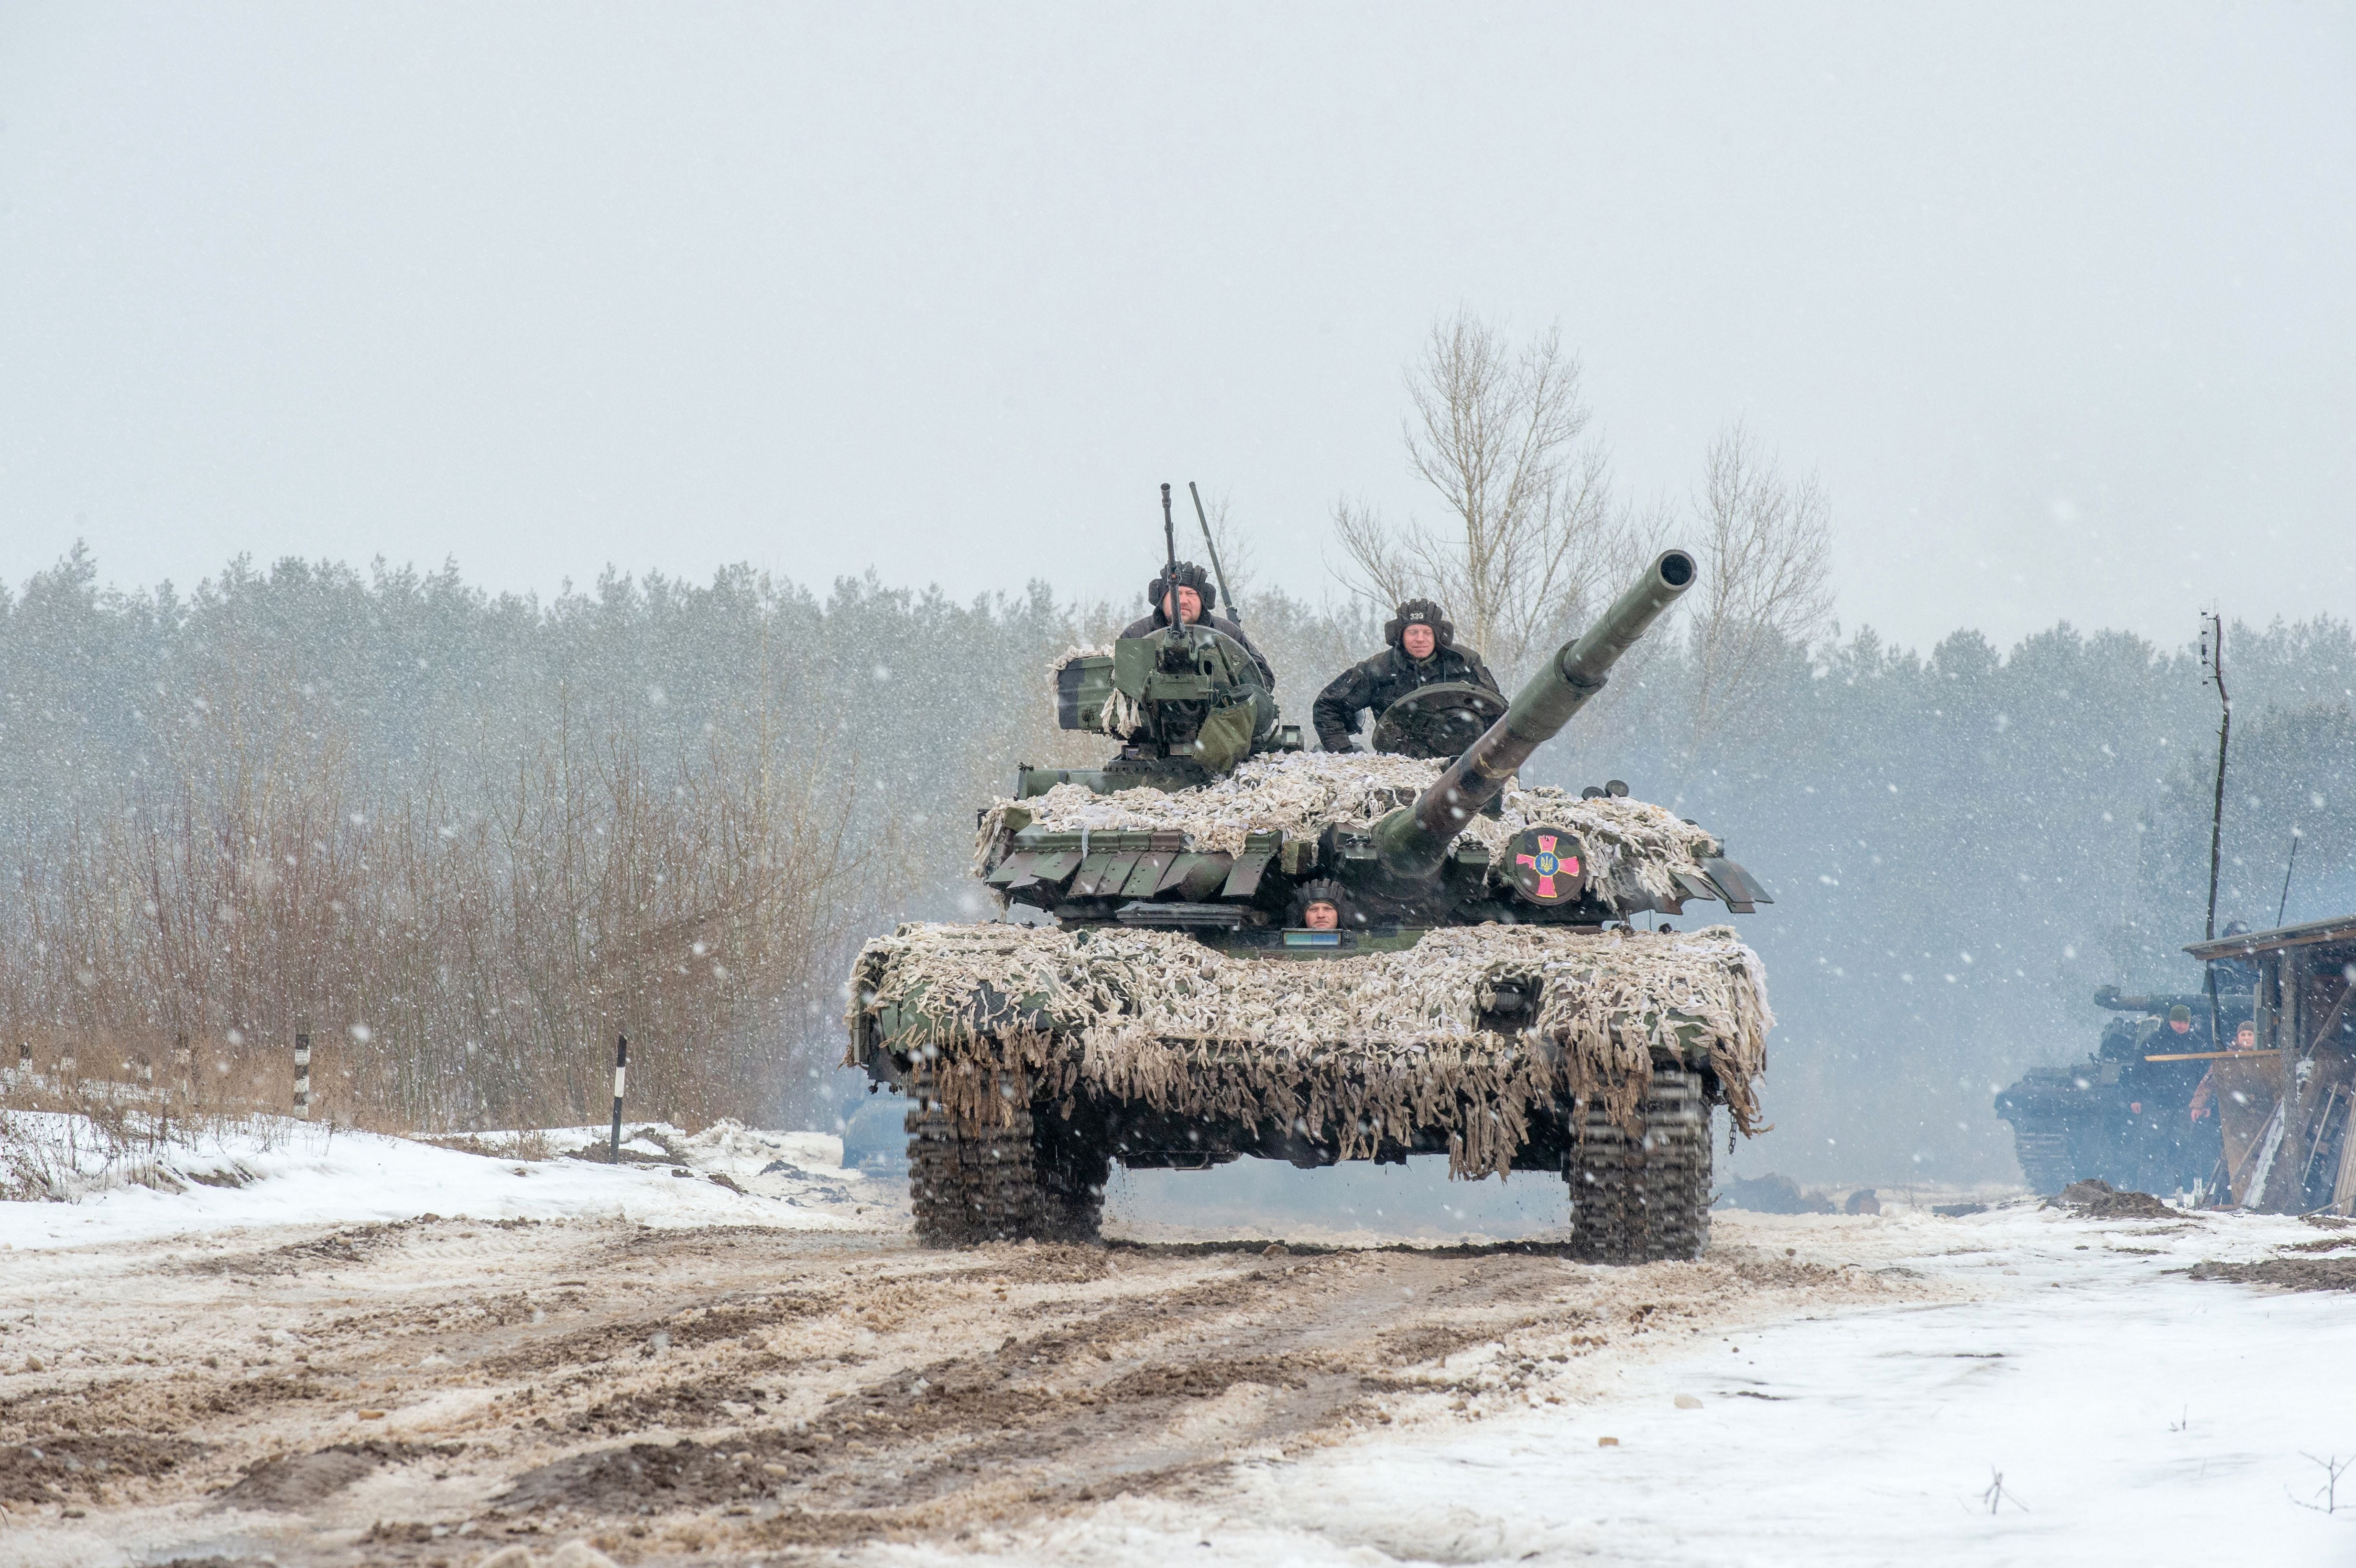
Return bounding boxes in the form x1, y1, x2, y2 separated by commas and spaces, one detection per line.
0, 1113, 887, 1253
2, 1115, 2350, 1567
873, 1205, 2356, 1568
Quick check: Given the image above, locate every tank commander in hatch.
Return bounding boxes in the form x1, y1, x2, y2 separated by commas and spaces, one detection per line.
1312, 598, 1501, 753
1120, 559, 1275, 687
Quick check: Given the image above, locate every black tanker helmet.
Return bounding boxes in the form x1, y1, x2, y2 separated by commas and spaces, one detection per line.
1147, 560, 1217, 617
1292, 877, 1351, 924
1385, 598, 1454, 652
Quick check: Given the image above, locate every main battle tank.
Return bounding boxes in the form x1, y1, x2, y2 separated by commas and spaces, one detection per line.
1994, 980, 2250, 1198
845, 542, 1778, 1263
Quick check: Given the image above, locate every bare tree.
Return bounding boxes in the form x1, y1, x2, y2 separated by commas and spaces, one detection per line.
1685, 423, 1835, 737
1332, 311, 1625, 679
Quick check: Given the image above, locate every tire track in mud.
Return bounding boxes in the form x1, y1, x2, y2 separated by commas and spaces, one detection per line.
0, 1219, 1929, 1564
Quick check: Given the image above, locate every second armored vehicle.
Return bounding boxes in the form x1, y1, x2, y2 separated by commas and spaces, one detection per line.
1994, 981, 2249, 1197
846, 533, 1777, 1263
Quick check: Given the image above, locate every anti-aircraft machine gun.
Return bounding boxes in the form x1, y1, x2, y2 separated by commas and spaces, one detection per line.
847, 504, 1778, 1263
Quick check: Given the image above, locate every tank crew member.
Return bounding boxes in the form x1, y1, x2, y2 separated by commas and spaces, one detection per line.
1119, 560, 1275, 687
1312, 598, 1501, 753
1290, 878, 1353, 931
2160, 1003, 2204, 1046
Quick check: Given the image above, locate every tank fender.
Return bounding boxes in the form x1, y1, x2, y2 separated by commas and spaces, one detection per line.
869, 981, 1069, 1048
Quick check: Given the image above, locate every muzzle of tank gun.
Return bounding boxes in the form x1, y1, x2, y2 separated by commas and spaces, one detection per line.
1368, 548, 1696, 885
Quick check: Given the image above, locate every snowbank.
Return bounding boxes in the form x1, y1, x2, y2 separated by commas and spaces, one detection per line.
0, 1112, 877, 1253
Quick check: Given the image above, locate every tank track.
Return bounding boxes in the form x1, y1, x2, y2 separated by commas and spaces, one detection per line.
1566, 1062, 1712, 1264
905, 1067, 1106, 1245
1032, 1114, 1112, 1242
2006, 1120, 2076, 1196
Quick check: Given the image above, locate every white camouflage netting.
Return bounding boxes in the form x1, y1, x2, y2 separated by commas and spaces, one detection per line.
847, 921, 1772, 1177
975, 750, 1724, 911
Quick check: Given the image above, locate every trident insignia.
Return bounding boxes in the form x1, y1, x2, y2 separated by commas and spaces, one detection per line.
1516, 833, 1580, 900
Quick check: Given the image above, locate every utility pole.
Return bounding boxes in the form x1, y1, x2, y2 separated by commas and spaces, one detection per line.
2201, 611, 2231, 1045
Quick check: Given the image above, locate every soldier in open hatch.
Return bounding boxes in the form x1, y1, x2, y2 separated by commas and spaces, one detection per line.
1119, 559, 1275, 686
1291, 877, 1352, 931
1313, 598, 1501, 753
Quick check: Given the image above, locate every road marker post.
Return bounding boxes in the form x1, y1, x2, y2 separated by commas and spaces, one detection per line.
610, 1035, 629, 1163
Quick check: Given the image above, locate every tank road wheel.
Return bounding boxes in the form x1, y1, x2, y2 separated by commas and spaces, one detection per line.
904, 1066, 1107, 1246
1567, 1063, 1712, 1264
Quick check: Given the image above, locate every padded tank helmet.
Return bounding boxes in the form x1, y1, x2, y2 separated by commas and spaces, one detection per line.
1385, 598, 1454, 650
1290, 877, 1354, 926
1146, 560, 1217, 616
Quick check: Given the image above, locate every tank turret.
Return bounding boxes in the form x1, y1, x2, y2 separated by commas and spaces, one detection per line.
986, 549, 1770, 936
1366, 548, 1695, 894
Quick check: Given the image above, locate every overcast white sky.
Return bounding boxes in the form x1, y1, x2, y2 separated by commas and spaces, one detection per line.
2, 3, 2349, 650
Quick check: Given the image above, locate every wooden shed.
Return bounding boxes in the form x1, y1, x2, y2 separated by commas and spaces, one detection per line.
2184, 915, 2356, 1213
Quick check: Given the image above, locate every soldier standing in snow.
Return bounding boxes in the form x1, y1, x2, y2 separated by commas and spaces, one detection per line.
1312, 599, 1501, 753
1120, 560, 1275, 688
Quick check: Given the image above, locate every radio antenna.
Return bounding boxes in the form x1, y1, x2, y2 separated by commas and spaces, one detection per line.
1189, 482, 1240, 627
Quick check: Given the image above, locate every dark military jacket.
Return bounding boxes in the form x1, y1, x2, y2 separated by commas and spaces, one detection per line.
1313, 644, 1501, 752
1117, 610, 1276, 689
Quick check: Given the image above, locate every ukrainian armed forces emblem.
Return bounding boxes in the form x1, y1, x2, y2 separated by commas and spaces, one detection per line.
1505, 827, 1586, 904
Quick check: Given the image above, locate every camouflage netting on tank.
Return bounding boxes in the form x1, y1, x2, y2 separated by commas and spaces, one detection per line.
846, 921, 1771, 1177
974, 751, 1723, 911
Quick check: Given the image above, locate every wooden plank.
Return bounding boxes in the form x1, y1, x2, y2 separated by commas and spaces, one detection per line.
2312, 977, 2356, 1052
2144, 1049, 2283, 1062
2334, 1095, 2356, 1217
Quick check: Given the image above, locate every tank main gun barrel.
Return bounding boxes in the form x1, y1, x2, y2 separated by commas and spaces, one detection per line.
2093, 984, 2251, 1012
1371, 548, 1696, 882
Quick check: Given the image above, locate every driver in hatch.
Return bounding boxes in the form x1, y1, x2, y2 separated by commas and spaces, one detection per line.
1118, 560, 1275, 687
1290, 878, 1355, 931
1312, 598, 1500, 753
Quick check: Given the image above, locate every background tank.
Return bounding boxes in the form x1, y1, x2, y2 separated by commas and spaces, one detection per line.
846, 546, 1778, 1263
1994, 981, 2248, 1197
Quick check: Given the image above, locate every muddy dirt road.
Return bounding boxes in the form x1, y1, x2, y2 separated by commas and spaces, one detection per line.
0, 1204, 1930, 1568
